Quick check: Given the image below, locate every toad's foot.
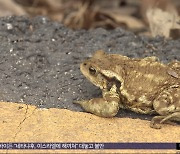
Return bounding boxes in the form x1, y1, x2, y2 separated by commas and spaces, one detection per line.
152, 87, 180, 129
160, 112, 180, 123
150, 113, 180, 129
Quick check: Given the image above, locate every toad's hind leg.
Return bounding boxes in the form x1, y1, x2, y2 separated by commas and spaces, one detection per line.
151, 87, 180, 129
74, 85, 120, 117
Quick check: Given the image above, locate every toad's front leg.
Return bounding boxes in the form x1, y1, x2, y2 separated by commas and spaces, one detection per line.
151, 87, 180, 129
74, 84, 120, 117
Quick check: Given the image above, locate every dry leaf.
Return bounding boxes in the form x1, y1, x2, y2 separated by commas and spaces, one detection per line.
0, 0, 27, 16
147, 8, 180, 38
141, 0, 178, 23
63, 0, 145, 30
100, 9, 145, 30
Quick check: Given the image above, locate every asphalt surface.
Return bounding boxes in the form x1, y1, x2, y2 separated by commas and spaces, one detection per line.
0, 16, 179, 120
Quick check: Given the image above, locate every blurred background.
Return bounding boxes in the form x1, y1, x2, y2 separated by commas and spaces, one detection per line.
0, 0, 179, 39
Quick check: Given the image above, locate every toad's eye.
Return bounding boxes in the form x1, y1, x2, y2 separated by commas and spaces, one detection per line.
89, 67, 96, 75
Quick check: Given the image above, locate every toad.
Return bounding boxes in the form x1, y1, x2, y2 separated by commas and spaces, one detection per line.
74, 50, 180, 129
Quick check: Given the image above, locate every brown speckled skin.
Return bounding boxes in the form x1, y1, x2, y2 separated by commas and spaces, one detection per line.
75, 50, 180, 129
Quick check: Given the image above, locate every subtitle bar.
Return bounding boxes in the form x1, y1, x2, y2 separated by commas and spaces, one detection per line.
0, 142, 179, 150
